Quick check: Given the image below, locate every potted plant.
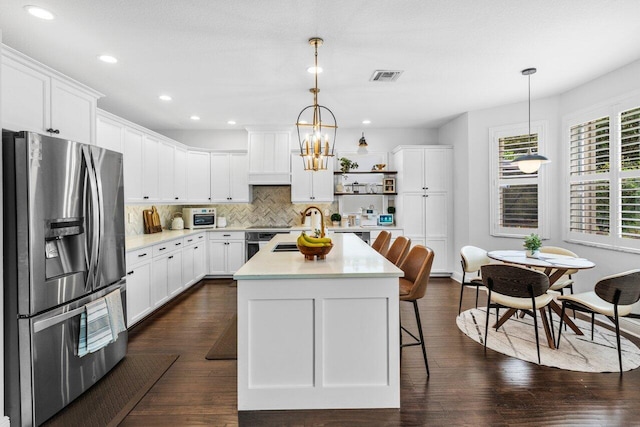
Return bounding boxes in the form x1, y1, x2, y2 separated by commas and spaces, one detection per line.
338, 157, 358, 174
330, 213, 342, 227
523, 233, 542, 258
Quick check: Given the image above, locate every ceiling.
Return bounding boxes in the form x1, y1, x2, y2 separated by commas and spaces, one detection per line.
1, 0, 640, 132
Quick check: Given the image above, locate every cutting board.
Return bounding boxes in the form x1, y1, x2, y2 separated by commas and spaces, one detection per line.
143, 207, 162, 234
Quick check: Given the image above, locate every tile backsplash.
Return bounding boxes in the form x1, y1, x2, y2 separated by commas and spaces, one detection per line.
125, 186, 338, 236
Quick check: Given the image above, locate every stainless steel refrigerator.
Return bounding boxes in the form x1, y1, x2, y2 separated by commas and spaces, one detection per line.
2, 131, 128, 426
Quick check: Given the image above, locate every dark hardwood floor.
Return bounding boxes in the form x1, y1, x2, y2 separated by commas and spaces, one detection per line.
121, 278, 640, 426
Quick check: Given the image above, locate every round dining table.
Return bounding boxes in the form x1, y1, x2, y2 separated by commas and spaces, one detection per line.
486, 250, 595, 347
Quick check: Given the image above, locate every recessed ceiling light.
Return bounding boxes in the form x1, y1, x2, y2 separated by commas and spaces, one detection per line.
362, 120, 371, 125
159, 95, 172, 101
227, 120, 236, 125
98, 55, 118, 64
24, 5, 54, 20
307, 66, 323, 74
190, 115, 200, 121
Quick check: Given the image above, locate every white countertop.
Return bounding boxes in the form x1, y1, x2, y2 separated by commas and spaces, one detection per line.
125, 225, 401, 251
234, 233, 404, 280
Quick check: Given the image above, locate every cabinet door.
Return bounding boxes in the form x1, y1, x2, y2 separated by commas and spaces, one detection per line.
400, 149, 426, 192
158, 140, 175, 202
423, 148, 450, 192
174, 146, 187, 202
152, 256, 170, 307
182, 246, 195, 287
50, 78, 95, 144
193, 243, 206, 280
399, 193, 425, 238
187, 150, 211, 203
167, 251, 183, 297
425, 239, 447, 273
126, 261, 152, 326
248, 131, 291, 184
142, 135, 160, 200
96, 114, 124, 153
424, 192, 448, 239
123, 128, 144, 202
310, 159, 334, 202
227, 241, 245, 274
210, 153, 231, 202
290, 154, 313, 202
209, 240, 227, 275
1, 54, 50, 133
229, 153, 250, 202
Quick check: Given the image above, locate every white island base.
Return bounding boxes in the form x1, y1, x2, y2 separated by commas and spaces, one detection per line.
235, 233, 402, 411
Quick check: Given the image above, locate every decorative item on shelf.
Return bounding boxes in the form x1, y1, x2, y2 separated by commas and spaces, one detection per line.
352, 181, 360, 193
296, 37, 337, 172
357, 132, 368, 154
387, 206, 396, 214
523, 233, 542, 258
511, 68, 550, 174
383, 177, 396, 193
339, 157, 358, 174
330, 213, 341, 226
372, 163, 386, 171
367, 183, 378, 194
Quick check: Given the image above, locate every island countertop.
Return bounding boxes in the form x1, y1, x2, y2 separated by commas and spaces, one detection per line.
234, 233, 403, 280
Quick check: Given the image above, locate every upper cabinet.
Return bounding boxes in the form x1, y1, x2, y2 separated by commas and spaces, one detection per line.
290, 154, 334, 203
1, 45, 102, 145
210, 153, 251, 203
186, 150, 211, 203
247, 129, 291, 184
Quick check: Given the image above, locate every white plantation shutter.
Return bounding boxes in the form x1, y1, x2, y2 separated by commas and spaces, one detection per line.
620, 107, 640, 240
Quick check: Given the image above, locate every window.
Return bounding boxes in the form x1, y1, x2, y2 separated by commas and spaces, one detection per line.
490, 122, 547, 238
565, 101, 640, 252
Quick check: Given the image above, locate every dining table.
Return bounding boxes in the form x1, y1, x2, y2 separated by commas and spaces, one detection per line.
486, 250, 596, 349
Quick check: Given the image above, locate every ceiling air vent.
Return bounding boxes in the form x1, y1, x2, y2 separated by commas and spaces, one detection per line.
369, 70, 403, 82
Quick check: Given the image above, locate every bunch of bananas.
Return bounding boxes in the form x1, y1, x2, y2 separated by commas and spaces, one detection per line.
296, 232, 332, 247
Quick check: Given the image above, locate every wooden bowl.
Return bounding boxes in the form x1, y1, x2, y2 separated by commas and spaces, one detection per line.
297, 243, 333, 260
373, 163, 386, 171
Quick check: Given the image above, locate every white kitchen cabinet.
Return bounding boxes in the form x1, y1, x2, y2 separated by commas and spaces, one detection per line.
1, 46, 101, 144
142, 135, 160, 201
158, 140, 176, 203
123, 128, 145, 203
167, 250, 184, 297
96, 112, 124, 153
151, 238, 183, 307
209, 231, 245, 276
174, 146, 187, 202
125, 248, 153, 327
182, 232, 206, 287
290, 154, 334, 202
210, 152, 251, 203
187, 150, 211, 203
393, 146, 452, 274
247, 129, 291, 184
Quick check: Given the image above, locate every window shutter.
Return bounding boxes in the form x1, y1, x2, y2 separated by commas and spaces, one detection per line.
569, 116, 610, 176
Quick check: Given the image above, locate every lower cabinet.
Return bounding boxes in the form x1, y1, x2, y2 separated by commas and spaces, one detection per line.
183, 232, 207, 287
125, 247, 153, 327
209, 231, 245, 275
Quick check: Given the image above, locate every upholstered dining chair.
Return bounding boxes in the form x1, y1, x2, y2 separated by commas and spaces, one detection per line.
371, 230, 391, 255
459, 246, 491, 314
398, 245, 435, 376
481, 264, 553, 364
539, 246, 579, 295
385, 236, 411, 266
556, 269, 640, 374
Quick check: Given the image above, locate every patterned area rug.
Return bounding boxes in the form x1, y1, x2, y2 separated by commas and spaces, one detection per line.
457, 308, 640, 372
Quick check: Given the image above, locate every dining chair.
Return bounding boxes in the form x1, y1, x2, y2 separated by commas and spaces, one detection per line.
459, 246, 491, 314
385, 236, 411, 266
556, 269, 640, 374
539, 246, 579, 295
371, 230, 391, 255
398, 245, 435, 376
481, 264, 553, 364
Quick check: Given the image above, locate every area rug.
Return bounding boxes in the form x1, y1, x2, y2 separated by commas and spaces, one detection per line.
43, 353, 178, 427
206, 314, 237, 360
457, 308, 640, 372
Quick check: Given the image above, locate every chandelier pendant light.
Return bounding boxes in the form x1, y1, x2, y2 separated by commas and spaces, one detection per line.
296, 37, 337, 171
357, 132, 368, 154
512, 68, 550, 174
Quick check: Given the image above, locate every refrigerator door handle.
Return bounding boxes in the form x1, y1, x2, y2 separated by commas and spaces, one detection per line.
82, 146, 100, 292
91, 149, 105, 288
33, 306, 85, 333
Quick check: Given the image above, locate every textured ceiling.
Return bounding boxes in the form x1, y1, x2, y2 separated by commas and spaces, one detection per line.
1, 0, 640, 132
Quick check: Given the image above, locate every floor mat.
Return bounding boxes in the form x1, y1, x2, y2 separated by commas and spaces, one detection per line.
206, 314, 237, 360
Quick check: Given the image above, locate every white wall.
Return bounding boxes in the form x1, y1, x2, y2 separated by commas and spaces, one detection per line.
0, 31, 9, 427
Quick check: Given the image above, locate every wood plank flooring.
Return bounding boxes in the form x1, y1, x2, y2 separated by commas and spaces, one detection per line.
122, 278, 640, 426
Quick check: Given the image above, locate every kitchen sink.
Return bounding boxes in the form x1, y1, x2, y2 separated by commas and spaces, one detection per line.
272, 243, 299, 252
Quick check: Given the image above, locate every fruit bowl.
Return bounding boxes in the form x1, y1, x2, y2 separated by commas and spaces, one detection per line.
373, 163, 386, 171
297, 243, 333, 260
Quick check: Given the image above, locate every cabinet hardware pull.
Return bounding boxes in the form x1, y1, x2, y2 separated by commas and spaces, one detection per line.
194, 246, 199, 249
46, 128, 60, 134
187, 239, 193, 242
127, 271, 134, 275
175, 197, 179, 200
159, 247, 166, 251
175, 242, 181, 246
138, 253, 148, 257
168, 255, 173, 259
143, 196, 149, 199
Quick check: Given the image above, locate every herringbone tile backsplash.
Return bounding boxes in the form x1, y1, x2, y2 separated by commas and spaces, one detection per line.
125, 186, 338, 235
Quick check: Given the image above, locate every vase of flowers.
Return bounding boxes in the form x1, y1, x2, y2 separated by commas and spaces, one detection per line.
523, 233, 542, 258
338, 157, 358, 174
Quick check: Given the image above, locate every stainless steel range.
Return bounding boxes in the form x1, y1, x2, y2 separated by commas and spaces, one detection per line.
245, 226, 292, 260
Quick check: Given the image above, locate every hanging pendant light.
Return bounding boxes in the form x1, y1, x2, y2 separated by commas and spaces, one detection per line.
357, 132, 368, 154
296, 37, 337, 171
512, 68, 550, 174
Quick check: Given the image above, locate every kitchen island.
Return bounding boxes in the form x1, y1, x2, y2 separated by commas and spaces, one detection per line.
234, 233, 403, 411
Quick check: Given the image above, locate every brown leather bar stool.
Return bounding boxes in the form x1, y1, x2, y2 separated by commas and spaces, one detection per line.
385, 236, 410, 266
398, 245, 435, 376
371, 230, 391, 255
